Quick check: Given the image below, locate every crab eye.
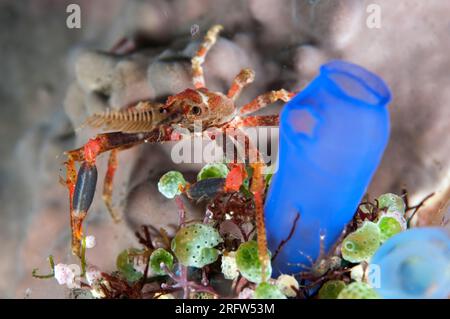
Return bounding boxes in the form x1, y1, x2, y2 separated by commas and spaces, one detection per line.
191, 106, 202, 115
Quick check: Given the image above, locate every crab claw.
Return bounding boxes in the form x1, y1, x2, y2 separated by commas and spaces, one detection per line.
186, 178, 226, 201
224, 164, 247, 192
71, 161, 98, 256
73, 162, 98, 217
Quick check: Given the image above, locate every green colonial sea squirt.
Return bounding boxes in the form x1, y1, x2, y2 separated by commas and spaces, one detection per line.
158, 171, 186, 199
318, 280, 346, 299
337, 282, 380, 299
171, 224, 222, 268
377, 193, 405, 213
235, 240, 272, 283
150, 248, 174, 275
197, 163, 229, 181
253, 282, 286, 299
116, 248, 144, 282
341, 221, 380, 263
377, 211, 406, 243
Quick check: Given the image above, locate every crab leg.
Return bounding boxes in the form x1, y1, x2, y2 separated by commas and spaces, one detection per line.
102, 145, 140, 223
235, 127, 270, 281
224, 127, 270, 281
237, 115, 280, 127
65, 127, 180, 256
239, 89, 295, 116
102, 149, 121, 223
192, 24, 223, 89
64, 156, 79, 254
227, 68, 255, 101
250, 161, 269, 282
207, 126, 270, 278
